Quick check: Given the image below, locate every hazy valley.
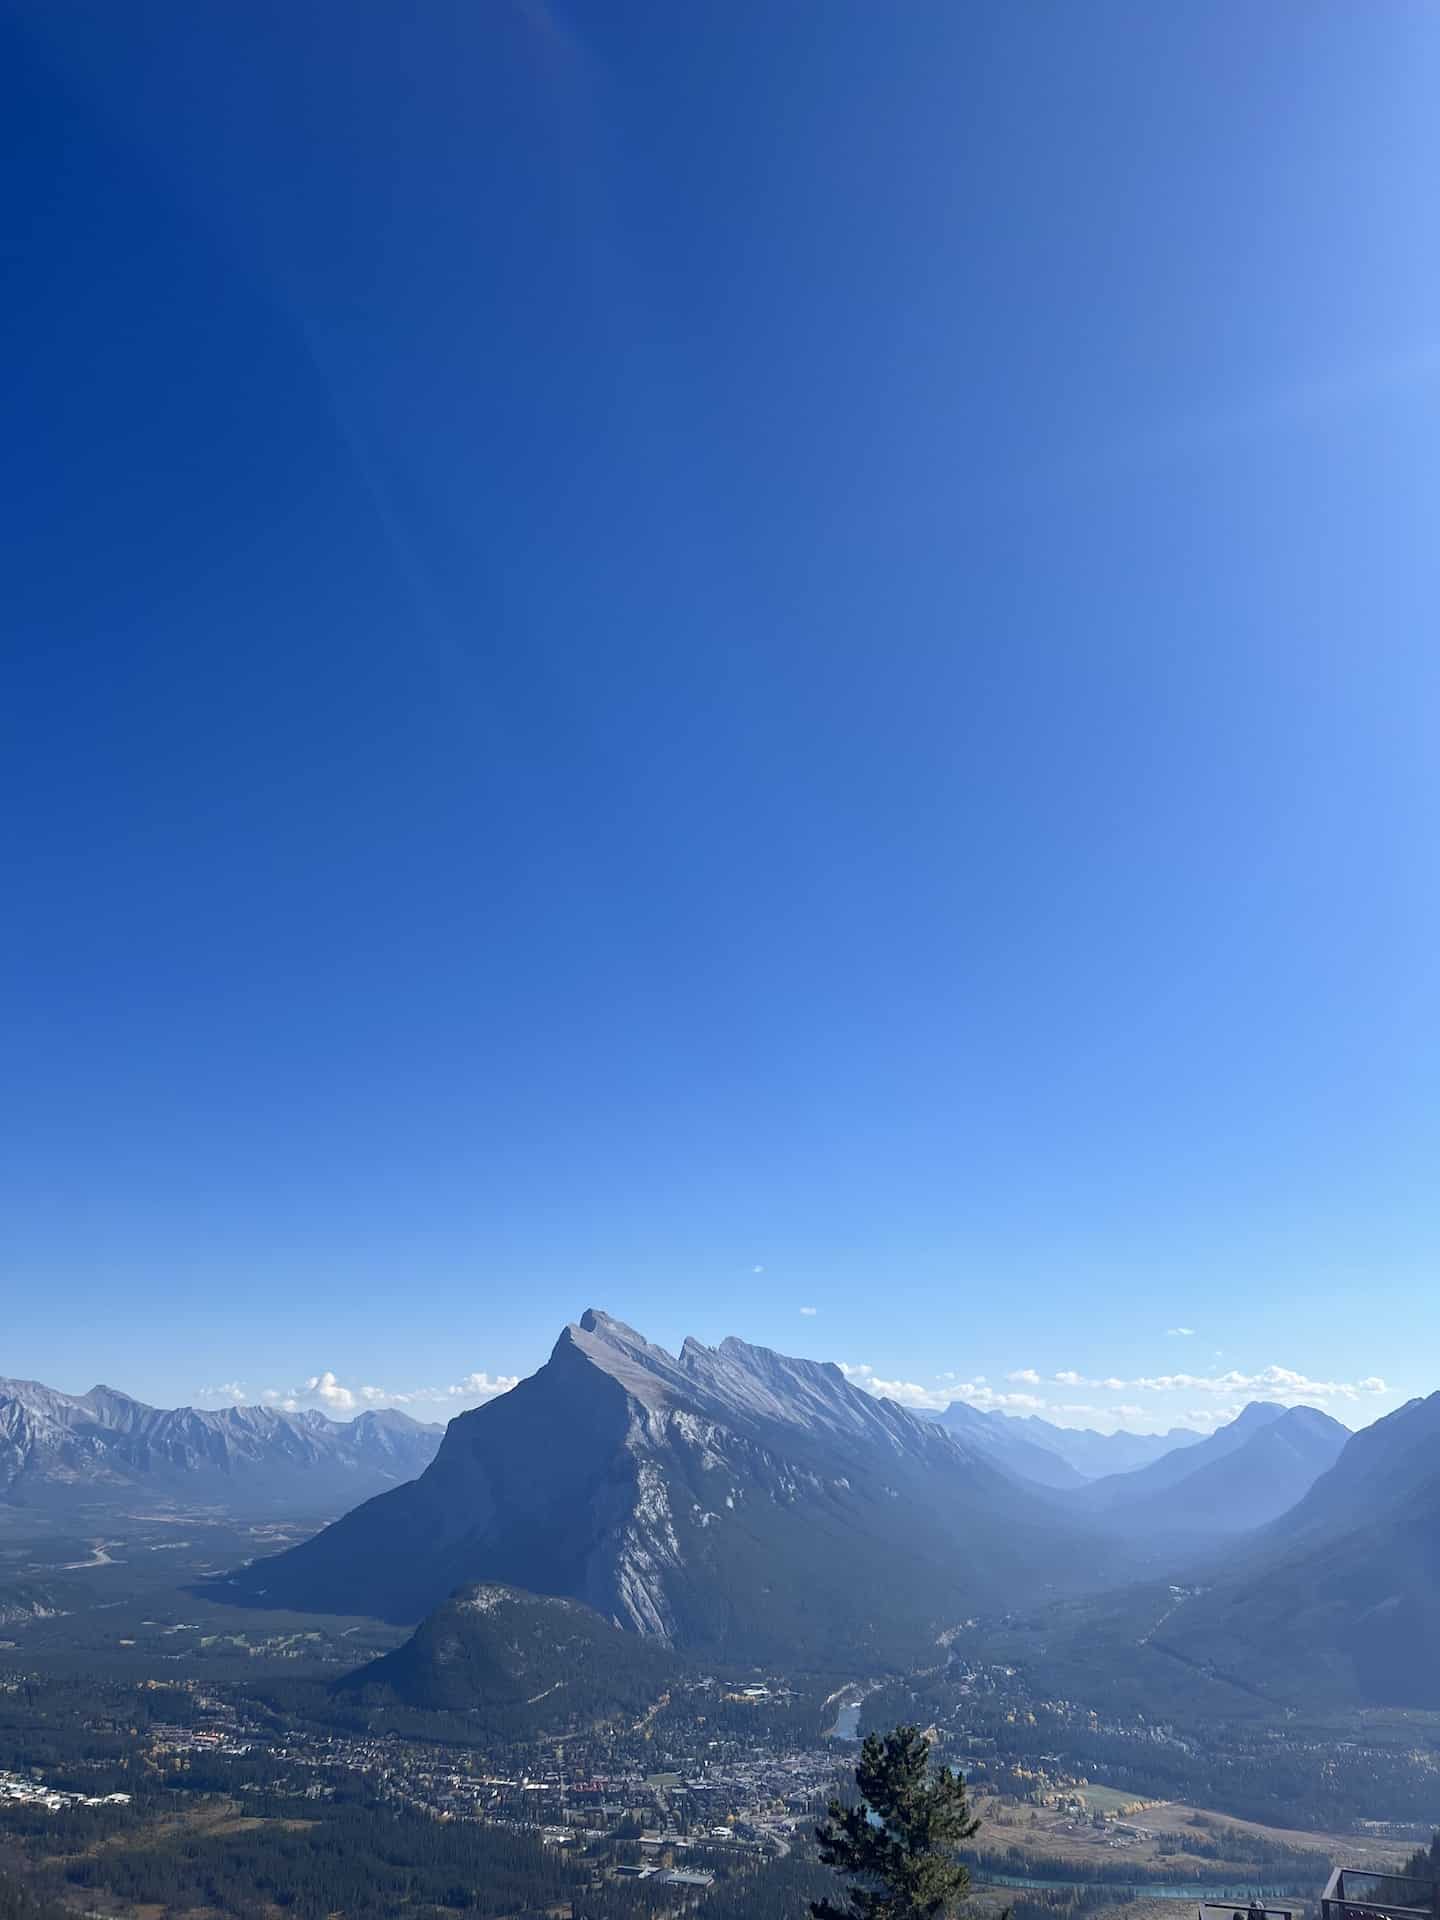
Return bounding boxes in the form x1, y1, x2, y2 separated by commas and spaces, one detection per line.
3, 1311, 1439, 1920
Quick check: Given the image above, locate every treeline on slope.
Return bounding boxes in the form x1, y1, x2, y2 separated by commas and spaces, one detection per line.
964, 1843, 1327, 1892
1157, 1815, 1331, 1870
860, 1675, 1440, 1830
337, 1585, 677, 1735
973, 1730, 1440, 1835
1403, 1834, 1440, 1883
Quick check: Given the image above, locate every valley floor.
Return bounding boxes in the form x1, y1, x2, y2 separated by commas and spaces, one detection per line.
0, 1505, 1436, 1920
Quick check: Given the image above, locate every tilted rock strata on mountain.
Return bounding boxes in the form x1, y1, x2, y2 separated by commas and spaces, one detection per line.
223, 1309, 1112, 1662
928, 1399, 1087, 1489
0, 1378, 443, 1512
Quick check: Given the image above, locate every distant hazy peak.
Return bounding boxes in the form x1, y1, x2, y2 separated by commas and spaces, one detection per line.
355, 1407, 440, 1432
0, 1371, 446, 1512
0, 1377, 448, 1444
1231, 1399, 1290, 1430
1272, 1404, 1349, 1434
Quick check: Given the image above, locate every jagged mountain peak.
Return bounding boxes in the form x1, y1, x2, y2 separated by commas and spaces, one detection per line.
227, 1306, 1102, 1654
555, 1309, 688, 1408
577, 1306, 645, 1340
554, 1311, 945, 1455
354, 1407, 432, 1432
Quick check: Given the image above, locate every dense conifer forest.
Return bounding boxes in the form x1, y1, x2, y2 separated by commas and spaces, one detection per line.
18, 1787, 585, 1920
0, 1874, 68, 1920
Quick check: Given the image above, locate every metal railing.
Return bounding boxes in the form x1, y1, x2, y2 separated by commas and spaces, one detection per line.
1322, 1866, 1440, 1920
1198, 1902, 1296, 1920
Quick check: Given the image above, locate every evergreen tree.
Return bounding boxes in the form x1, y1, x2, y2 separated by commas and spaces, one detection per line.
812, 1725, 984, 1920
1402, 1834, 1440, 1886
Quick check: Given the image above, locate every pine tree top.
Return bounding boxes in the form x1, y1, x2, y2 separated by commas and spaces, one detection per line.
812, 1725, 983, 1920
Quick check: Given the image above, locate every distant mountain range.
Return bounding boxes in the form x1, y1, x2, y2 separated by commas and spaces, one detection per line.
1152, 1391, 1440, 1706
0, 1378, 443, 1513
1076, 1401, 1350, 1537
921, 1402, 1346, 1541
993, 1412, 1208, 1480
12, 1325, 1416, 1712
926, 1401, 1088, 1489
921, 1405, 1211, 1484
219, 1309, 1111, 1665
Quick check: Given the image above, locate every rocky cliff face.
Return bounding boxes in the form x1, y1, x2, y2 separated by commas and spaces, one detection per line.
222, 1309, 1109, 1661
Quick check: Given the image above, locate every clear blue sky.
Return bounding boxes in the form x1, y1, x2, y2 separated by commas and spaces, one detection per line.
4, 1, 1438, 1434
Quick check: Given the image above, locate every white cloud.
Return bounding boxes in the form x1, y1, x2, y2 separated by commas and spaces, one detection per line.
1040, 1365, 1386, 1403
199, 1381, 248, 1404
875, 1378, 951, 1410
799, 1306, 818, 1316
957, 1384, 1046, 1411
838, 1363, 947, 1410
199, 1368, 521, 1418
446, 1372, 520, 1402
1174, 1404, 1244, 1432
1051, 1402, 1146, 1422
840, 1362, 1045, 1414
1012, 1400, 1244, 1436
305, 1370, 356, 1412
1167, 1327, 1196, 1337
1007, 1368, 1041, 1385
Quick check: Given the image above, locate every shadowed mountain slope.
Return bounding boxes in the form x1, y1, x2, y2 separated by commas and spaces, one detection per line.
1151, 1393, 1440, 1706
221, 1310, 1122, 1664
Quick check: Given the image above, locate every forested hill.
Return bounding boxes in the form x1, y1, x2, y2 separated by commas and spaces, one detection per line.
340, 1583, 677, 1738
